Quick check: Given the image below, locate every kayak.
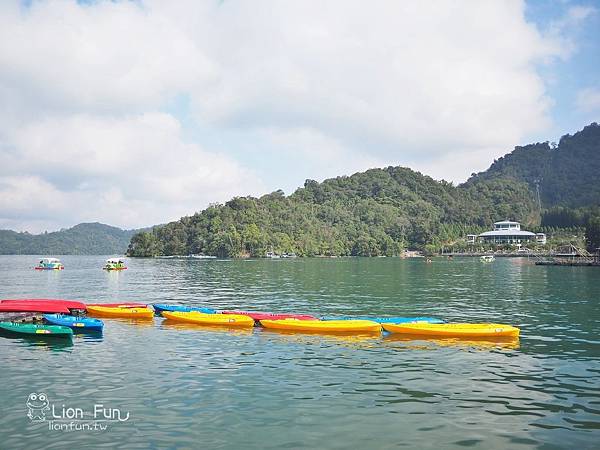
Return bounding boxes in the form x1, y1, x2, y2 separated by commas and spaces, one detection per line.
0, 322, 73, 338
86, 305, 154, 319
260, 319, 382, 334
381, 323, 520, 337
321, 316, 445, 324
43, 314, 104, 331
86, 302, 147, 308
0, 303, 70, 313
162, 311, 255, 327
222, 310, 318, 321
0, 299, 86, 313
153, 304, 216, 315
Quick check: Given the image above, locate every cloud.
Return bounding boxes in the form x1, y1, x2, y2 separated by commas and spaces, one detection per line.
575, 87, 600, 113
0, 0, 592, 231
0, 113, 264, 232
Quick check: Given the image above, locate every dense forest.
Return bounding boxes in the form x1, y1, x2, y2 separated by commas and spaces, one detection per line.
127, 167, 539, 257
128, 123, 600, 258
466, 122, 600, 209
0, 223, 137, 255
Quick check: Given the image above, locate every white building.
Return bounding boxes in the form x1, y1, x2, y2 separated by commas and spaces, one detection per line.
477, 221, 546, 245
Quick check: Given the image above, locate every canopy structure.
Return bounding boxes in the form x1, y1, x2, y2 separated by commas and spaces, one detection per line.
106, 258, 126, 263
40, 257, 61, 263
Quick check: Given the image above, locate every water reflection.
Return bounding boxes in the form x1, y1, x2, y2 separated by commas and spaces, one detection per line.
160, 320, 254, 336
383, 333, 520, 350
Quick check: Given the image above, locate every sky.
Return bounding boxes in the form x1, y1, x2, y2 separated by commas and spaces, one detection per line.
0, 0, 599, 233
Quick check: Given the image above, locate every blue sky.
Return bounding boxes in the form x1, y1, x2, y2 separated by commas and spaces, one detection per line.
0, 0, 599, 232
524, 0, 600, 141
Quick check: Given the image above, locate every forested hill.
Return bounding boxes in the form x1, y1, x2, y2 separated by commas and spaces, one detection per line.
128, 122, 600, 258
0, 223, 137, 255
465, 122, 600, 208
127, 166, 538, 258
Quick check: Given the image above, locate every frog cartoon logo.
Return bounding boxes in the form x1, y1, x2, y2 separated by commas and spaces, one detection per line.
26, 392, 50, 422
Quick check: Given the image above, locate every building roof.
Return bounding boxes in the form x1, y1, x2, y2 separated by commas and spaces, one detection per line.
479, 230, 536, 237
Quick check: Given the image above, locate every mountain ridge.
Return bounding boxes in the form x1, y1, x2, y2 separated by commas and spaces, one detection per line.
0, 222, 139, 255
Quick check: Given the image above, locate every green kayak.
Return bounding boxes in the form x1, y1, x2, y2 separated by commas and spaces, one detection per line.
0, 322, 73, 338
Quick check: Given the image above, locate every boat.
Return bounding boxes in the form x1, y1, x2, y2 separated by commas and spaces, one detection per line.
152, 304, 216, 315
221, 310, 317, 321
103, 258, 127, 271
0, 299, 86, 314
86, 305, 154, 319
321, 316, 445, 324
34, 258, 64, 270
0, 322, 73, 338
480, 255, 495, 262
162, 311, 255, 327
43, 314, 104, 331
259, 319, 382, 334
381, 323, 520, 337
86, 302, 147, 308
265, 251, 281, 259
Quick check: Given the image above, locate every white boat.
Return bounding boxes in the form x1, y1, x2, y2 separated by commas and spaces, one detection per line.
266, 251, 281, 259
35, 257, 64, 270
480, 255, 495, 262
189, 254, 217, 259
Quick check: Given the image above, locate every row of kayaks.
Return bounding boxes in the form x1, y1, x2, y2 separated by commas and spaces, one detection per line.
158, 311, 520, 337
0, 299, 521, 339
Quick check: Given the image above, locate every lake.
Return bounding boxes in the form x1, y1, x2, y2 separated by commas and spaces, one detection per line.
1, 255, 599, 449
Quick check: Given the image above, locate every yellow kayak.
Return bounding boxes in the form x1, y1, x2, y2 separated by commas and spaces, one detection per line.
260, 319, 381, 334
86, 305, 154, 319
162, 311, 255, 328
382, 322, 520, 338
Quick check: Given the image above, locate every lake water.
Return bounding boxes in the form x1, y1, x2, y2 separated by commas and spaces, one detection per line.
1, 255, 599, 449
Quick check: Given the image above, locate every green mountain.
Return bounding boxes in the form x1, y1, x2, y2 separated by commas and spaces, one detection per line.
128, 123, 600, 258
127, 167, 538, 258
466, 122, 600, 209
0, 222, 137, 255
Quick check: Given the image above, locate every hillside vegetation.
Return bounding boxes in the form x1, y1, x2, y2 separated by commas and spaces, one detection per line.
466, 122, 600, 209
0, 223, 137, 255
127, 167, 538, 257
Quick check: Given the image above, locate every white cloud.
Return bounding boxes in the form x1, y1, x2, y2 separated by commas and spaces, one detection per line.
576, 87, 600, 113
0, 113, 263, 232
0, 0, 591, 231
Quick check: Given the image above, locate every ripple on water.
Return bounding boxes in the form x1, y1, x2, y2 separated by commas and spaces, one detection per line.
1, 256, 599, 449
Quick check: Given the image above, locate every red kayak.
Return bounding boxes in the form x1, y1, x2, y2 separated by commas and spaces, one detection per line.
221, 310, 317, 321
0, 298, 86, 313
86, 302, 147, 308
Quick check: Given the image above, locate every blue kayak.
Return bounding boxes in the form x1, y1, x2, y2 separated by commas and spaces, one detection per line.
152, 304, 216, 315
321, 316, 445, 324
43, 314, 104, 331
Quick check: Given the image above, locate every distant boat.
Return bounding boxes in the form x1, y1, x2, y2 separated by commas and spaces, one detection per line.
480, 255, 495, 262
280, 253, 297, 258
34, 258, 64, 270
266, 251, 281, 259
103, 258, 127, 271
189, 254, 217, 259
